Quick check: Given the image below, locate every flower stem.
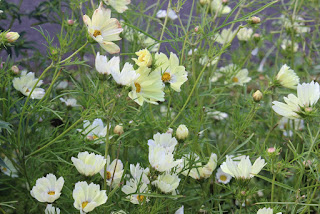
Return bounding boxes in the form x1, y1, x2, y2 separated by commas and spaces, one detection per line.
59, 40, 88, 65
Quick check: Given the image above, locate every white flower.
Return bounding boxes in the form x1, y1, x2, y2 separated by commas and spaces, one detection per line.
282, 15, 310, 34
128, 67, 165, 106
201, 153, 218, 179
30, 174, 64, 203
237, 28, 253, 41
220, 156, 266, 179
103, 0, 130, 13
281, 39, 299, 52
276, 64, 299, 89
155, 52, 188, 92
257, 207, 282, 214
45, 204, 60, 214
175, 206, 184, 214
111, 62, 139, 86
230, 68, 251, 86
148, 144, 182, 172
83, 2, 123, 54
278, 117, 304, 137
0, 157, 18, 177
156, 9, 178, 20
129, 163, 150, 184
73, 181, 108, 214
176, 124, 189, 140
77, 119, 108, 143
12, 70, 45, 99
99, 156, 124, 188
188, 48, 198, 56
148, 132, 178, 153
210, 0, 231, 15
71, 151, 106, 176
215, 167, 232, 184
152, 173, 180, 194
121, 178, 149, 204
272, 81, 320, 119
55, 80, 68, 89
199, 56, 218, 67
60, 97, 79, 107
95, 52, 119, 75
214, 28, 236, 45
208, 111, 228, 120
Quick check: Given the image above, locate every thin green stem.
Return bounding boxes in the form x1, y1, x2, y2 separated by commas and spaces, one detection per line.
59, 41, 88, 65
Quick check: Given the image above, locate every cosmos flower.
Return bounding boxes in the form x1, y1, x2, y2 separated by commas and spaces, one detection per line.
237, 28, 253, 41
257, 207, 282, 214
45, 204, 61, 214
132, 49, 153, 67
214, 28, 236, 45
0, 157, 18, 178
276, 64, 299, 89
111, 61, 139, 86
71, 151, 106, 176
152, 173, 180, 194
129, 163, 150, 184
147, 132, 178, 153
230, 68, 251, 86
95, 52, 119, 75
77, 119, 108, 143
156, 8, 178, 20
60, 97, 80, 107
121, 178, 149, 204
281, 39, 299, 52
210, 0, 231, 15
215, 167, 232, 184
99, 156, 124, 188
103, 0, 131, 13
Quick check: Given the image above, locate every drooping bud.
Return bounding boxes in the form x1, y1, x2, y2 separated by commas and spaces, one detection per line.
253, 90, 263, 102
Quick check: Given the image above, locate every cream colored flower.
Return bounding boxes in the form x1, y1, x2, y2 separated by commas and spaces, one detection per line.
210, 0, 231, 15
201, 153, 218, 179
276, 64, 299, 89
83, 2, 123, 54
121, 178, 149, 204
128, 67, 165, 106
95, 52, 119, 75
155, 52, 188, 92
99, 156, 124, 188
282, 15, 310, 34
148, 132, 178, 153
77, 119, 108, 142
0, 157, 18, 177
30, 174, 64, 203
45, 204, 60, 214
214, 28, 236, 45
199, 55, 218, 67
103, 0, 130, 13
6, 32, 20, 43
230, 68, 251, 86
71, 151, 106, 176
111, 62, 139, 86
220, 156, 266, 179
176, 124, 188, 140
156, 9, 178, 20
73, 181, 108, 214
281, 39, 298, 52
60, 97, 79, 107
130, 163, 150, 184
12, 70, 45, 99
152, 173, 180, 194
257, 207, 282, 214
132, 49, 152, 67
272, 81, 320, 119
237, 28, 253, 41
215, 167, 232, 184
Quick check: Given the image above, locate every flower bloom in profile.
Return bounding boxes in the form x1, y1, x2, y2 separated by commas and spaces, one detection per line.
60, 97, 80, 107
237, 27, 253, 41
156, 9, 178, 20
110, 59, 139, 86
12, 70, 45, 99
132, 49, 152, 67
175, 206, 184, 214
95, 52, 119, 75
281, 39, 298, 52
148, 132, 178, 153
83, 2, 123, 54
128, 67, 165, 106
257, 207, 282, 214
201, 153, 218, 179
121, 178, 149, 204
71, 151, 106, 176
276, 64, 299, 89
155, 52, 188, 92
99, 156, 124, 188
103, 0, 131, 13
152, 173, 180, 194
210, 0, 231, 16
129, 163, 150, 184
220, 156, 266, 179
278, 117, 304, 137
77, 119, 108, 142
73, 181, 108, 214
231, 68, 251, 86
30, 174, 64, 203
199, 55, 218, 67
6, 32, 20, 43
45, 204, 61, 214
0, 157, 18, 177
272, 81, 320, 119
208, 111, 228, 120
215, 167, 232, 184
176, 124, 189, 140
214, 28, 236, 45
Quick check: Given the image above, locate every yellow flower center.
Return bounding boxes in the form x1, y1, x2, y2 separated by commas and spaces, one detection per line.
93, 30, 102, 37
2, 167, 7, 172
48, 191, 55, 195
106, 171, 112, 180
162, 72, 171, 82
220, 175, 227, 181
232, 77, 239, 83
137, 195, 145, 203
92, 135, 98, 140
135, 83, 141, 93
82, 201, 89, 209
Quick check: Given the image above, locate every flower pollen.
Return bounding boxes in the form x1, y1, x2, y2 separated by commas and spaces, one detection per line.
93, 30, 102, 37
232, 77, 239, 83
106, 171, 111, 180
137, 195, 145, 203
219, 175, 227, 181
82, 201, 89, 209
135, 83, 141, 93
162, 72, 171, 82
48, 191, 55, 195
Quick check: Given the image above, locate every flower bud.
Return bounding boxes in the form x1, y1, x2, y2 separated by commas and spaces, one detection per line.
114, 125, 124, 135
250, 16, 261, 24
176, 124, 189, 140
5, 32, 20, 43
199, 0, 210, 5
194, 26, 199, 32
67, 19, 75, 25
253, 90, 263, 102
267, 147, 276, 153
222, 0, 228, 4
11, 65, 19, 74
166, 128, 173, 134
253, 33, 260, 41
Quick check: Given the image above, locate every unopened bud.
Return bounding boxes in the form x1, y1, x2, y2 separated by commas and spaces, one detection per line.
5, 32, 20, 43
240, 191, 246, 196
253, 90, 263, 102
67, 19, 75, 25
305, 107, 313, 112
114, 125, 124, 135
199, 0, 210, 5
176, 124, 189, 140
222, 0, 228, 4
11, 65, 19, 74
253, 33, 260, 41
267, 147, 276, 153
250, 16, 261, 24
194, 26, 199, 32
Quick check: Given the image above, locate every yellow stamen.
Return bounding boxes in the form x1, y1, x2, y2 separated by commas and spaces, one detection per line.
135, 83, 141, 93
232, 77, 239, 83
137, 195, 145, 203
93, 30, 101, 37
48, 191, 55, 195
161, 72, 171, 82
106, 171, 111, 180
82, 201, 89, 209
92, 135, 98, 140
220, 175, 227, 181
